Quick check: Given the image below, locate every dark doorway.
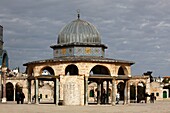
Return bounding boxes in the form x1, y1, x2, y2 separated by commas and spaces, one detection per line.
6, 82, 14, 101
137, 82, 146, 103
130, 85, 136, 100
117, 82, 125, 100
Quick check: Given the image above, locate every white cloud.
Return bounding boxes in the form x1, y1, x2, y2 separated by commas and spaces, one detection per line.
156, 21, 170, 27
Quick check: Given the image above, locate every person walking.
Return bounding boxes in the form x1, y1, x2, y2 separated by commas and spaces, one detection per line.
150, 93, 155, 103
116, 92, 120, 104
20, 91, 25, 104
16, 92, 20, 104
144, 92, 149, 103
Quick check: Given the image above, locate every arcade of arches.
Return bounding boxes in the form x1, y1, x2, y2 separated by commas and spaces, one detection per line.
1, 62, 168, 105
21, 62, 150, 105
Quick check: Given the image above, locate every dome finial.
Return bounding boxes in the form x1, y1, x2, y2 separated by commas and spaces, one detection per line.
77, 9, 80, 19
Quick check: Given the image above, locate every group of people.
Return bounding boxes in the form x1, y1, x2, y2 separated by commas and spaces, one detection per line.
116, 92, 156, 104
32, 95, 41, 103
145, 92, 156, 103
16, 91, 25, 104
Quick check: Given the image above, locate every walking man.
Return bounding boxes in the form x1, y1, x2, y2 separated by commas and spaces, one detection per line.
16, 92, 20, 104
20, 91, 25, 104
116, 92, 120, 104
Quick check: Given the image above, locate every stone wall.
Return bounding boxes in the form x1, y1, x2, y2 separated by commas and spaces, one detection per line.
61, 76, 84, 105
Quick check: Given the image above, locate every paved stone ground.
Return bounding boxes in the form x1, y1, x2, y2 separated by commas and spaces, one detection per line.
0, 100, 170, 113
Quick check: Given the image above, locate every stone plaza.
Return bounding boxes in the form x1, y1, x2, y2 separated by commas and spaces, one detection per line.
0, 100, 169, 113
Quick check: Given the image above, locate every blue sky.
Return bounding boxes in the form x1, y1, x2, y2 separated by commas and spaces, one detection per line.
0, 0, 170, 77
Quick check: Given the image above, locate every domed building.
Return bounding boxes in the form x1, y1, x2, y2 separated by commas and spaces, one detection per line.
23, 13, 151, 105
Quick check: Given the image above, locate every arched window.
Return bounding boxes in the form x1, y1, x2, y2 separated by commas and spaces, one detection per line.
90, 65, 110, 76
118, 67, 125, 75
89, 90, 94, 97
117, 66, 128, 75
41, 66, 54, 76
163, 91, 167, 98
65, 64, 78, 75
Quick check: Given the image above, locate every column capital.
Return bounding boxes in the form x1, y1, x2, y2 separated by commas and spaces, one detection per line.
112, 76, 116, 80
1, 67, 7, 72
85, 76, 88, 80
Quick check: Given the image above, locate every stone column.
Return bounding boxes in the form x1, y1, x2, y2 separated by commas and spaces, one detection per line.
55, 78, 59, 105
84, 76, 88, 106
127, 80, 130, 104
35, 79, 39, 104
13, 85, 15, 102
124, 80, 127, 104
27, 80, 31, 104
106, 80, 109, 103
0, 71, 2, 102
145, 77, 150, 93
2, 67, 7, 103
97, 82, 101, 105
101, 81, 103, 103
111, 78, 116, 106
135, 83, 138, 102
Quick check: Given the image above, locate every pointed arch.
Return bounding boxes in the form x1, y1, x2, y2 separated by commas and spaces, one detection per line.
65, 64, 78, 75
117, 66, 128, 75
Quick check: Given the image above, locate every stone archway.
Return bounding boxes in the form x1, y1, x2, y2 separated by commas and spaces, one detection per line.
117, 66, 128, 75
41, 66, 55, 75
90, 65, 110, 76
65, 64, 78, 75
15, 82, 23, 101
38, 66, 55, 103
163, 85, 170, 98
117, 82, 125, 100
137, 82, 146, 103
6, 82, 14, 101
130, 84, 136, 101
88, 65, 111, 104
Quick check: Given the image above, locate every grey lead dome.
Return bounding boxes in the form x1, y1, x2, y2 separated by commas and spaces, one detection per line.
57, 18, 101, 44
